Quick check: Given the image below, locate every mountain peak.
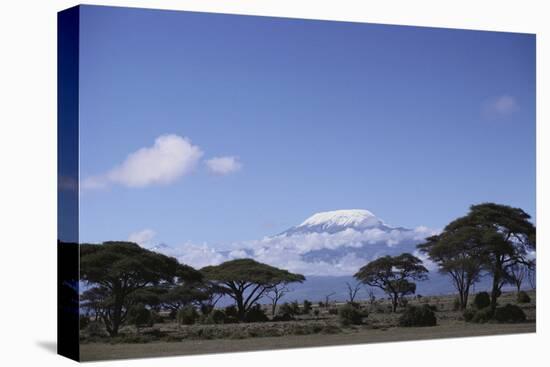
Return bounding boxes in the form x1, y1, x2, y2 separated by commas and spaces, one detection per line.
298, 209, 383, 230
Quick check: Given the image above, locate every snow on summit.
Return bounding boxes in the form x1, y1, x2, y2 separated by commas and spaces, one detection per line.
299, 209, 383, 229
141, 208, 438, 276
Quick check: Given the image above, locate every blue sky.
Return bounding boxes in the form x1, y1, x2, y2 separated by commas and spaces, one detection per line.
77, 5, 535, 250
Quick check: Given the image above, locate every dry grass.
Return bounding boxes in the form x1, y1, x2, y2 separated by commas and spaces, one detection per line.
80, 290, 536, 361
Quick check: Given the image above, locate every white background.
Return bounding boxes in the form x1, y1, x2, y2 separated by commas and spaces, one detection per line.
0, 0, 547, 366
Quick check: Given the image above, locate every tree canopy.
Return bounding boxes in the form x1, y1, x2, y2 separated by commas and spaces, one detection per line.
80, 241, 202, 336
354, 253, 428, 312
443, 203, 535, 310
201, 258, 305, 320
418, 226, 485, 309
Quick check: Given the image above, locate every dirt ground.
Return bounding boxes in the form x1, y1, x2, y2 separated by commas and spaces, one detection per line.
80, 321, 534, 361
80, 290, 536, 361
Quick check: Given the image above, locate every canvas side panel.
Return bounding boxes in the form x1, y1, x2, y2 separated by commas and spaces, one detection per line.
57, 5, 80, 362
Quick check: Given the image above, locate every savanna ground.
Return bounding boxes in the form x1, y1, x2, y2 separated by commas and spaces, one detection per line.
80, 290, 536, 361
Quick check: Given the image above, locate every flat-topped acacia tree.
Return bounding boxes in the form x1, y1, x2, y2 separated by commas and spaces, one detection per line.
80, 241, 202, 336
417, 227, 485, 310
201, 259, 305, 321
354, 253, 428, 312
444, 203, 536, 311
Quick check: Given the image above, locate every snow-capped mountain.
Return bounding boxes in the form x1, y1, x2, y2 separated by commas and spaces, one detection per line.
282, 209, 395, 235
141, 209, 438, 277
137, 209, 520, 301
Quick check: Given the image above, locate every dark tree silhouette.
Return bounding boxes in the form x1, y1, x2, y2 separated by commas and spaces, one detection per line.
345, 281, 362, 303
201, 259, 305, 321
418, 226, 485, 310
80, 241, 201, 336
266, 284, 291, 316
444, 203, 536, 311
506, 262, 534, 300
354, 253, 428, 312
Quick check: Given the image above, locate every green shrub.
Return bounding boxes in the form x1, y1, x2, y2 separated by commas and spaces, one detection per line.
303, 300, 313, 314
224, 305, 240, 323
272, 313, 293, 322
463, 308, 476, 322
517, 291, 531, 304
225, 305, 238, 317
127, 303, 152, 330
200, 309, 226, 324
177, 306, 198, 325
244, 304, 269, 323
338, 304, 364, 326
398, 305, 436, 327
494, 304, 526, 323
279, 302, 300, 316
471, 307, 493, 323
328, 308, 338, 315
210, 309, 226, 324
473, 292, 491, 309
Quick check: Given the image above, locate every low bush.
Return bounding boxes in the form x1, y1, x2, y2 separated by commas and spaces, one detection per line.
272, 313, 294, 322
127, 303, 152, 330
200, 309, 226, 324
210, 309, 226, 324
463, 308, 476, 322
517, 291, 531, 304
494, 304, 526, 323
244, 304, 269, 323
338, 304, 365, 326
471, 307, 493, 323
398, 305, 436, 327
177, 306, 199, 325
328, 308, 338, 315
473, 292, 491, 309
224, 305, 240, 323
303, 300, 313, 314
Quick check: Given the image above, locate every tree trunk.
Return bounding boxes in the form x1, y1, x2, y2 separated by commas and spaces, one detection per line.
235, 294, 246, 321
490, 270, 501, 312
391, 294, 398, 312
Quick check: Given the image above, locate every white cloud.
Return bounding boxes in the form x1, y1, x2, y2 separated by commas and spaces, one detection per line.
205, 156, 242, 175
83, 134, 203, 189
149, 225, 439, 276
174, 243, 228, 269
483, 95, 519, 118
128, 229, 156, 247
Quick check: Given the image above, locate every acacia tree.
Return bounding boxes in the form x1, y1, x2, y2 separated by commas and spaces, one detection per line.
265, 284, 291, 316
506, 262, 534, 299
417, 227, 485, 310
345, 281, 362, 304
80, 241, 202, 336
201, 259, 305, 321
444, 203, 536, 311
354, 253, 428, 312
